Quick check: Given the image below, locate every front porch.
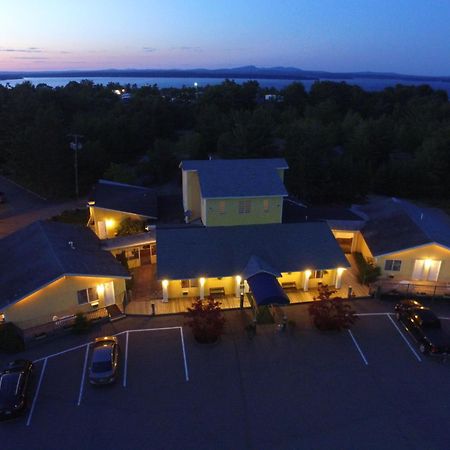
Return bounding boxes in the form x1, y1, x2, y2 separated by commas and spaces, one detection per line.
125, 265, 369, 315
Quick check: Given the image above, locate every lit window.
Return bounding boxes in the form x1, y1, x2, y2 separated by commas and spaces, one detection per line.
77, 288, 99, 305
263, 199, 269, 212
385, 260, 402, 271
181, 279, 199, 289
218, 201, 226, 214
310, 270, 324, 279
238, 200, 251, 214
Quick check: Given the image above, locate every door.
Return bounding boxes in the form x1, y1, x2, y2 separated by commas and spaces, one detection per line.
150, 243, 157, 264
104, 281, 115, 307
97, 221, 107, 239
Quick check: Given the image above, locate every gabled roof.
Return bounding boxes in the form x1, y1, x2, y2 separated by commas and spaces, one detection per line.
353, 197, 450, 256
156, 222, 348, 280
282, 198, 364, 230
0, 221, 130, 309
180, 158, 288, 198
90, 180, 158, 218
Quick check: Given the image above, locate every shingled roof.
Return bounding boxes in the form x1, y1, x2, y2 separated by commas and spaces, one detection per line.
180, 158, 288, 198
90, 180, 158, 218
353, 197, 450, 256
156, 222, 348, 280
0, 221, 130, 309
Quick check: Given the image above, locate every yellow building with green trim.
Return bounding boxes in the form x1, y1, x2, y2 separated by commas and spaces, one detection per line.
180, 159, 288, 226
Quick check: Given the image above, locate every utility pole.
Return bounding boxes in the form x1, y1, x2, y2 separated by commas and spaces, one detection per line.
68, 134, 83, 199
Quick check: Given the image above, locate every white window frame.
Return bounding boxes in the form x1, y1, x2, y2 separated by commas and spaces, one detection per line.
384, 259, 402, 271
77, 287, 99, 305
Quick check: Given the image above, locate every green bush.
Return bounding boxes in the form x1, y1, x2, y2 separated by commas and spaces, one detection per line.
353, 252, 381, 284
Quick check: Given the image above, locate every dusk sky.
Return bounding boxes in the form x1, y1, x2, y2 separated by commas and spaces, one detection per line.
1, 0, 449, 75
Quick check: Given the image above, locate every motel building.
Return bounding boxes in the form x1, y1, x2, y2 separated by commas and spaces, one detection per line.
151, 159, 351, 308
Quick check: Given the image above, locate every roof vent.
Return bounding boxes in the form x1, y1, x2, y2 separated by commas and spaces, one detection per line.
68, 241, 76, 250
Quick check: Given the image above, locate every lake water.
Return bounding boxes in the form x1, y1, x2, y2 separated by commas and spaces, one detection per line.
1, 76, 450, 94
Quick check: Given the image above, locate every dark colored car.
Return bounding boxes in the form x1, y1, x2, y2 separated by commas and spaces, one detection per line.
89, 336, 120, 385
0, 360, 33, 421
395, 300, 450, 355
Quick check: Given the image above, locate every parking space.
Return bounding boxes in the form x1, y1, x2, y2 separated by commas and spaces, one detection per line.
2, 303, 450, 449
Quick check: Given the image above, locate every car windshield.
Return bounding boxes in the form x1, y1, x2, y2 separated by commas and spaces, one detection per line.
91, 346, 113, 373
416, 309, 440, 328
0, 373, 21, 395
91, 361, 112, 372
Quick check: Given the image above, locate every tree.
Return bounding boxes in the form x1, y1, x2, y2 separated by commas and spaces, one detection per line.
186, 298, 226, 343
116, 217, 145, 236
308, 285, 358, 331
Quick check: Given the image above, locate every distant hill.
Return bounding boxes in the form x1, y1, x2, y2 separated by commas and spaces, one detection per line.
1, 66, 449, 83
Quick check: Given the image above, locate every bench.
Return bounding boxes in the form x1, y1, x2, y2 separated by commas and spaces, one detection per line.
209, 287, 225, 298
281, 282, 297, 290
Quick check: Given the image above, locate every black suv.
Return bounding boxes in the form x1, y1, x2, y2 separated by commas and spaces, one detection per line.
395, 300, 450, 356
0, 360, 33, 420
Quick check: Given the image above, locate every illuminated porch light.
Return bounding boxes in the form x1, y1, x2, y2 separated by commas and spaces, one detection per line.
235, 275, 242, 284
304, 270, 312, 278
424, 259, 432, 269
105, 219, 115, 229
199, 277, 206, 286
162, 279, 169, 289
337, 267, 346, 275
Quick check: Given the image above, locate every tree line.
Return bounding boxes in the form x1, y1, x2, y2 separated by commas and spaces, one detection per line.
0, 79, 449, 205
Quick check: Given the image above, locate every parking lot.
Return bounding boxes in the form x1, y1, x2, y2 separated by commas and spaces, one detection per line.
1, 300, 450, 450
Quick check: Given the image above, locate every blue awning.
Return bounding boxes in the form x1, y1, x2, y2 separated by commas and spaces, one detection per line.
247, 272, 290, 306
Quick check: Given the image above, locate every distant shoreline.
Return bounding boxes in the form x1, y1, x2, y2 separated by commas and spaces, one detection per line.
1, 68, 449, 84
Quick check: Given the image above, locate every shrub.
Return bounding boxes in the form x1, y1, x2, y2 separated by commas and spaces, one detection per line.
308, 284, 358, 331
73, 313, 90, 334
186, 298, 226, 343
0, 323, 25, 353
353, 252, 381, 284
116, 218, 146, 236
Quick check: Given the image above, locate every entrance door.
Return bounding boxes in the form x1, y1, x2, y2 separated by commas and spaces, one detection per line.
104, 281, 115, 306
140, 245, 151, 265
97, 221, 107, 239
150, 243, 157, 264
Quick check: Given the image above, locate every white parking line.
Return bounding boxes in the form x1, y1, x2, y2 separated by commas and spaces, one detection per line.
77, 344, 90, 406
387, 314, 422, 362
123, 331, 129, 388
26, 358, 48, 426
179, 327, 190, 382
355, 312, 393, 316
34, 342, 90, 363
347, 330, 368, 366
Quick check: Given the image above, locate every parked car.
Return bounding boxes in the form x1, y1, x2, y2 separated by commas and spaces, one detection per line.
88, 336, 120, 385
395, 300, 450, 355
0, 360, 33, 421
